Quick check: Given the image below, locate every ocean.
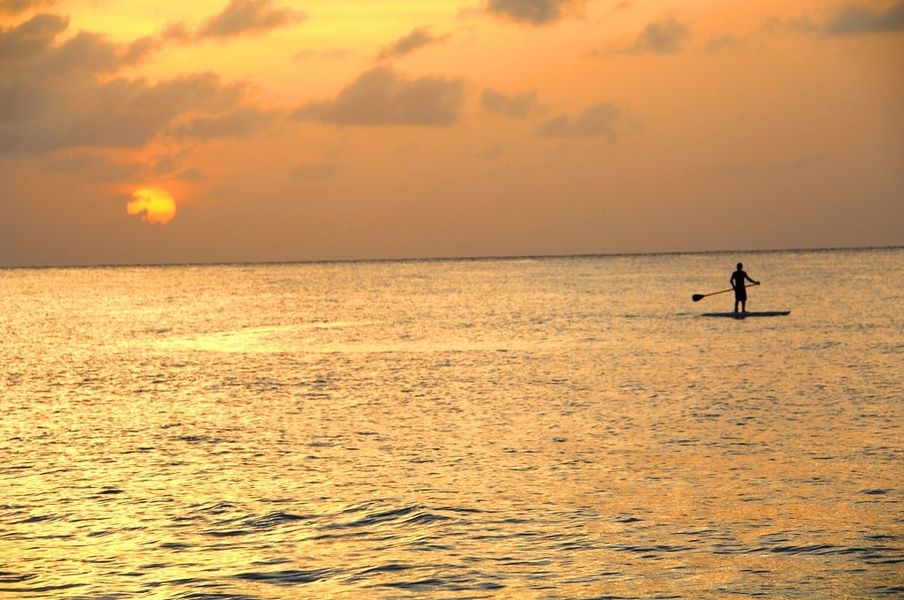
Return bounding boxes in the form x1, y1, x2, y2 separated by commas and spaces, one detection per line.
1, 248, 902, 598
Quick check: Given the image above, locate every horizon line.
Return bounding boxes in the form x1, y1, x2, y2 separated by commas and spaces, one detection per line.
1, 244, 901, 271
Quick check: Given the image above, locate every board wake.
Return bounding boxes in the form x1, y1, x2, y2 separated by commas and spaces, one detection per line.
702, 310, 791, 318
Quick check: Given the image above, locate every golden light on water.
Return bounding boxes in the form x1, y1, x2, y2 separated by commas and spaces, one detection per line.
127, 188, 177, 225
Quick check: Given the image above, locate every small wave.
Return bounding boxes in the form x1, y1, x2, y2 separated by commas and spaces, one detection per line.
11, 514, 60, 525
242, 511, 313, 529
376, 577, 446, 591
328, 504, 452, 530
375, 576, 505, 592
233, 568, 335, 584
613, 516, 643, 524
190, 501, 241, 515
0, 573, 36, 584
172, 434, 226, 445
175, 592, 258, 600
609, 544, 694, 554
160, 542, 194, 550
0, 582, 85, 593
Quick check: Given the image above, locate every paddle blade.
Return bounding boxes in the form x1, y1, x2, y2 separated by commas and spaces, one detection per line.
692, 294, 705, 302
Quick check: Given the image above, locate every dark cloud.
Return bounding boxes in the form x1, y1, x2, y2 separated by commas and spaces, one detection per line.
631, 17, 691, 53
481, 88, 538, 118
0, 0, 53, 15
198, 0, 306, 39
824, 1, 904, 35
2, 75, 245, 153
0, 16, 253, 155
486, 0, 584, 25
0, 13, 68, 62
377, 26, 449, 60
292, 66, 466, 126
172, 107, 278, 139
536, 102, 622, 138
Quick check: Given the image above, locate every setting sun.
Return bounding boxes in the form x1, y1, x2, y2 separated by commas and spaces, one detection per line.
127, 188, 177, 225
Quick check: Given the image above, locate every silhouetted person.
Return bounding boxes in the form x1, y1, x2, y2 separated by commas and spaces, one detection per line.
730, 263, 759, 313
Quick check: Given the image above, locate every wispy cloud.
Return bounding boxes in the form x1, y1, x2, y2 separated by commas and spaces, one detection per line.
198, 0, 306, 39
703, 34, 741, 53
47, 151, 142, 183
770, 2, 904, 37
594, 17, 691, 56
822, 1, 904, 35
377, 26, 449, 60
172, 107, 279, 140
537, 102, 622, 138
0, 0, 53, 15
482, 88, 538, 118
485, 0, 585, 25
629, 17, 691, 54
292, 66, 466, 126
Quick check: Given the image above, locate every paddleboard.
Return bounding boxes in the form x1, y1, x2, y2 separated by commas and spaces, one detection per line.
702, 310, 790, 318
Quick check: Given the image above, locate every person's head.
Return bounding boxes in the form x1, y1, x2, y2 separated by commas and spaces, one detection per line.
737, 262, 743, 270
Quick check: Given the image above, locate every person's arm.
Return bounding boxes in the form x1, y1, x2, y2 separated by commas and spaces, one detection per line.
746, 274, 759, 285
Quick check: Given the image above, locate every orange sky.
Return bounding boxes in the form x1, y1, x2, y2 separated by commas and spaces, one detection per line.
1, 0, 902, 266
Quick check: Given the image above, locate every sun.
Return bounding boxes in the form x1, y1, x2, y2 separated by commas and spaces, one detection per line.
127, 187, 177, 225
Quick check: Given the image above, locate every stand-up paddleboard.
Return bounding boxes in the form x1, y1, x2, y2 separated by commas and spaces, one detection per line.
702, 310, 790, 318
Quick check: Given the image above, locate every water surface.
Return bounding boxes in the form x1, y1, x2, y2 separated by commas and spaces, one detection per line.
1, 249, 902, 598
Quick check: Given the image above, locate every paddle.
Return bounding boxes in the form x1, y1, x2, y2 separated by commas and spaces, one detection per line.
692, 282, 759, 302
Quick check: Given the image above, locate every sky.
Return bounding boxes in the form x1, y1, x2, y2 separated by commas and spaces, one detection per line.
1, 0, 902, 266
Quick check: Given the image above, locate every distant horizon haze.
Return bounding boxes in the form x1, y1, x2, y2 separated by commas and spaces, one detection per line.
1, 243, 901, 271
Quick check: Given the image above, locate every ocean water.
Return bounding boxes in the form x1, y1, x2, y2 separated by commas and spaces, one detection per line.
1, 248, 902, 599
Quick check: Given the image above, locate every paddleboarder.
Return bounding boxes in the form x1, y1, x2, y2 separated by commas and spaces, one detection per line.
730, 263, 759, 314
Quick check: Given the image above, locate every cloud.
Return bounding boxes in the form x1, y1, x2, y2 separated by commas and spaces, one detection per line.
172, 107, 278, 139
292, 66, 466, 126
823, 1, 904, 35
198, 0, 306, 39
536, 102, 622, 138
481, 88, 538, 118
0, 0, 53, 15
377, 26, 449, 60
0, 15, 252, 155
486, 0, 585, 25
704, 34, 740, 53
593, 17, 691, 56
47, 151, 141, 182
0, 13, 68, 62
762, 3, 903, 38
631, 17, 691, 53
